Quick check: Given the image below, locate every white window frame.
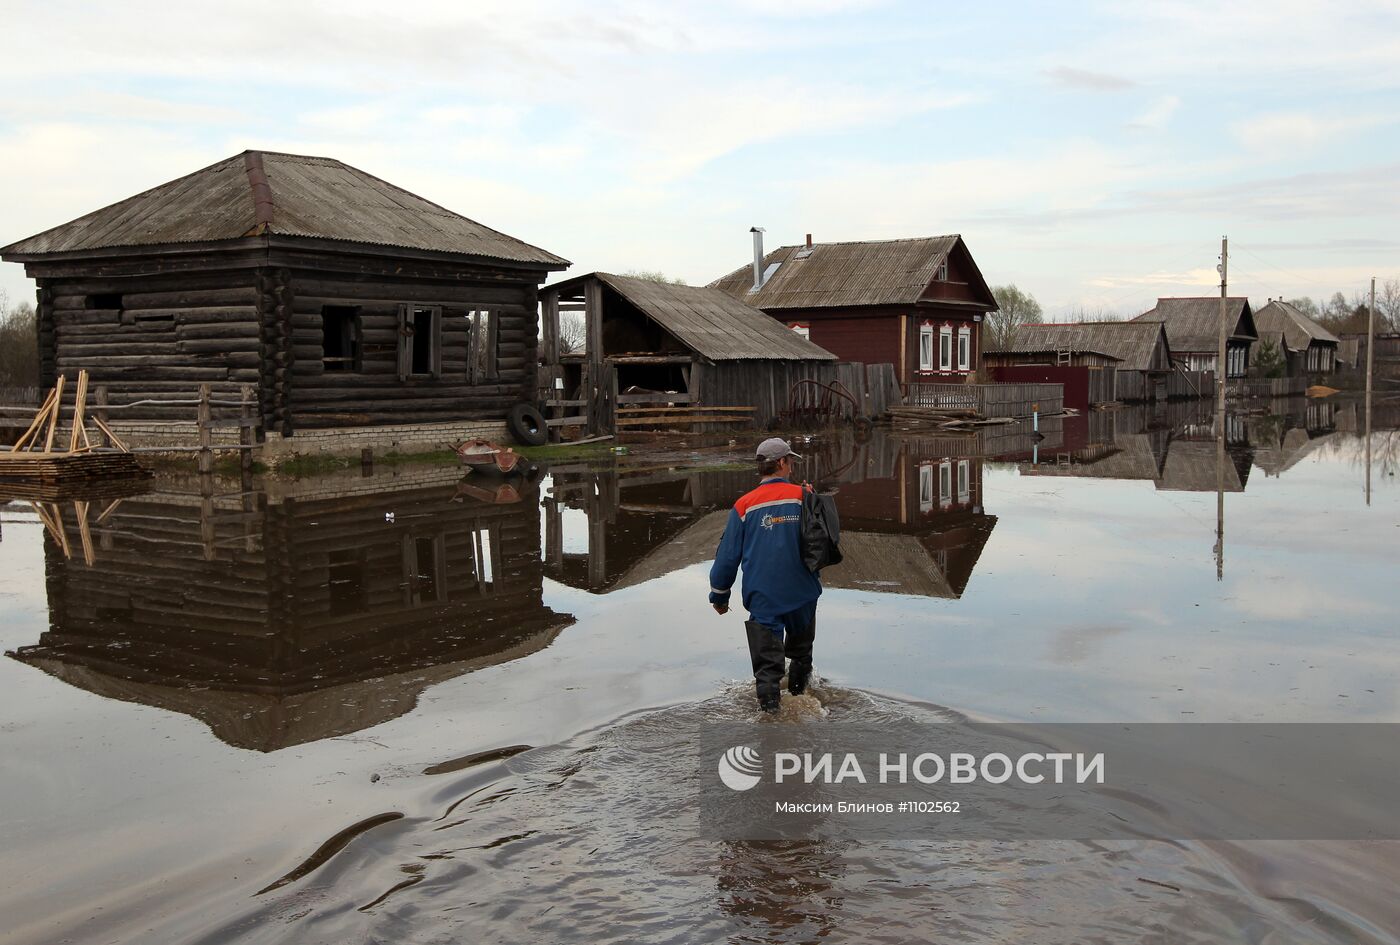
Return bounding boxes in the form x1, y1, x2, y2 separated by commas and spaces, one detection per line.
919, 324, 934, 371
939, 461, 952, 508
939, 326, 953, 372
957, 460, 970, 503
935, 259, 949, 281
957, 327, 971, 372
919, 464, 934, 513
789, 323, 810, 340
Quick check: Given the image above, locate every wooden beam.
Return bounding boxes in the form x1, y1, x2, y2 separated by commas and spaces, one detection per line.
42, 375, 65, 453
68, 369, 89, 453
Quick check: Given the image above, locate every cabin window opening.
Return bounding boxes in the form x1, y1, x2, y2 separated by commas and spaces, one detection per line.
938, 461, 952, 508
87, 293, 123, 311
321, 305, 360, 372
957, 460, 970, 503
919, 464, 934, 513
398, 304, 442, 379
957, 327, 971, 371
467, 309, 498, 383
919, 324, 934, 371
790, 323, 810, 340
935, 259, 949, 281
939, 327, 953, 372
327, 548, 367, 616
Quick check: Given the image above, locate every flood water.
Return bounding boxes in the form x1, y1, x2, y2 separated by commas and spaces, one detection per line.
2, 396, 1398, 944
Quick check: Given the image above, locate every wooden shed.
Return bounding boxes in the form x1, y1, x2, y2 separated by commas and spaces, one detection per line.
0, 150, 569, 449
1132, 297, 1257, 378
710, 234, 998, 388
992, 322, 1180, 402
539, 272, 840, 435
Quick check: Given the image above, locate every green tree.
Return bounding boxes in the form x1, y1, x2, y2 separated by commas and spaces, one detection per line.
1251, 337, 1285, 379
986, 284, 1044, 350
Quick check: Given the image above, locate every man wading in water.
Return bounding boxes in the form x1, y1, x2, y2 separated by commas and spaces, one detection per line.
709, 438, 821, 714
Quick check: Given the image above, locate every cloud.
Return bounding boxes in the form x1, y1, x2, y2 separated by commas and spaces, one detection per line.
1044, 66, 1137, 91
1129, 94, 1181, 129
1087, 268, 1221, 289
1232, 110, 1397, 151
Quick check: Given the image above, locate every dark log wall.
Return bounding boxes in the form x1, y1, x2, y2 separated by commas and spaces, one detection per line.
40, 271, 261, 419
287, 270, 539, 428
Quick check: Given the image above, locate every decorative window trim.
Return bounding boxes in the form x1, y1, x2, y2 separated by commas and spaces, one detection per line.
938, 461, 952, 508
789, 322, 811, 340
957, 326, 971, 372
919, 463, 934, 513
919, 323, 935, 371
939, 326, 953, 372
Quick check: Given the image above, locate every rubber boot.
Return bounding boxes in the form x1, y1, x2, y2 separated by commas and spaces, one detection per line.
745, 619, 785, 712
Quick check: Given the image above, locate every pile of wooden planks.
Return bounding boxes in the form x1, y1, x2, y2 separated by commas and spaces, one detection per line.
615, 405, 755, 429
886, 405, 1017, 431
1, 370, 149, 485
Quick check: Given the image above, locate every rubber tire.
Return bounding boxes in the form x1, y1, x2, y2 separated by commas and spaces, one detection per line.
507, 403, 548, 446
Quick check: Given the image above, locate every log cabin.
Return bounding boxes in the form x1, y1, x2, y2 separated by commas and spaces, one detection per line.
986, 321, 1178, 402
0, 151, 569, 451
710, 233, 998, 389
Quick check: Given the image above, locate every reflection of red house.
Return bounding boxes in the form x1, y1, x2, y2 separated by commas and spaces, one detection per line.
711, 235, 998, 388
822, 452, 996, 600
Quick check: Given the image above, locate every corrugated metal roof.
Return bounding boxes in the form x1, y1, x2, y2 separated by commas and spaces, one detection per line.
1, 150, 568, 267
1253, 300, 1340, 352
990, 321, 1169, 372
553, 272, 837, 361
1132, 297, 1257, 353
709, 236, 989, 310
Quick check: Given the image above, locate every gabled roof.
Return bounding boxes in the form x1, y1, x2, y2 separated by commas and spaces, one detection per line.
1131, 297, 1258, 352
1253, 300, 1340, 352
1, 150, 569, 268
991, 321, 1169, 371
549, 271, 837, 361
708, 235, 996, 311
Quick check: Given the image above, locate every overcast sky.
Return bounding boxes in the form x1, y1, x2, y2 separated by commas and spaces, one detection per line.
2, 0, 1397, 317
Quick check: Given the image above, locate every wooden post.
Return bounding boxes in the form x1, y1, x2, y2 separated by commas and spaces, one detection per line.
42, 374, 65, 453
95, 386, 110, 448
68, 370, 88, 453
197, 383, 212, 475
239, 383, 254, 477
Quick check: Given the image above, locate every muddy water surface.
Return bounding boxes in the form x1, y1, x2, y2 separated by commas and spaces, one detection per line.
1, 401, 1398, 944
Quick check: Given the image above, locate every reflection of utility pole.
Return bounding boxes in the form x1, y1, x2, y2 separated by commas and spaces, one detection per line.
1215, 237, 1227, 581
1366, 276, 1376, 506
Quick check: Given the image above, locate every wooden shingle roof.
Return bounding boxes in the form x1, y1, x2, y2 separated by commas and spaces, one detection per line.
991, 321, 1170, 372
1, 150, 568, 268
709, 236, 995, 311
552, 272, 837, 361
1253, 300, 1340, 352
1132, 297, 1258, 353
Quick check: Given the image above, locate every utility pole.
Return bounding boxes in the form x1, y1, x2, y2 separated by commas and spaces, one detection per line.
1366, 276, 1376, 505
1214, 236, 1228, 581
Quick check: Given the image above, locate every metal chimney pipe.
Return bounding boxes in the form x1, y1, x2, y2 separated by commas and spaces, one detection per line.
806, 233, 813, 249
750, 226, 766, 291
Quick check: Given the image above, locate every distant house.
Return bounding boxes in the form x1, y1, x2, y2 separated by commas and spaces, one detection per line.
1253, 300, 1339, 375
0, 150, 569, 449
1132, 297, 1258, 378
710, 234, 998, 387
986, 321, 1174, 402
539, 271, 838, 434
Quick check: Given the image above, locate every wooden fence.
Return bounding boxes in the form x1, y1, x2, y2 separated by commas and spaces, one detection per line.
1167, 370, 1214, 399
1230, 376, 1307, 398
904, 382, 1063, 418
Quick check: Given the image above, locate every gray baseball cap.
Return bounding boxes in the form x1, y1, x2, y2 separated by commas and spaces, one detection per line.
755, 437, 801, 461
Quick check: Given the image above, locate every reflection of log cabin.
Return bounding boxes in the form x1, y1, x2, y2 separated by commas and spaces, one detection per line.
9, 479, 571, 751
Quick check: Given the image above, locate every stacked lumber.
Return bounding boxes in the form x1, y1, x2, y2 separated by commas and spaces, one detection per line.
615, 405, 754, 429
886, 405, 1018, 432
2, 370, 150, 485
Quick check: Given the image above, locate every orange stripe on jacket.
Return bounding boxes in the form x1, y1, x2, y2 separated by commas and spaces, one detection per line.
735, 481, 804, 521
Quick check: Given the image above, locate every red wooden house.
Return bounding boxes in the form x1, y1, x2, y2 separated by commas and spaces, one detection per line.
711, 233, 998, 387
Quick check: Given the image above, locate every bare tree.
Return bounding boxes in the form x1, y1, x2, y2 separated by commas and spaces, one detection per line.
558, 313, 587, 354
985, 284, 1043, 350
0, 291, 39, 388
1288, 296, 1321, 319
1378, 278, 1400, 330
621, 269, 686, 285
